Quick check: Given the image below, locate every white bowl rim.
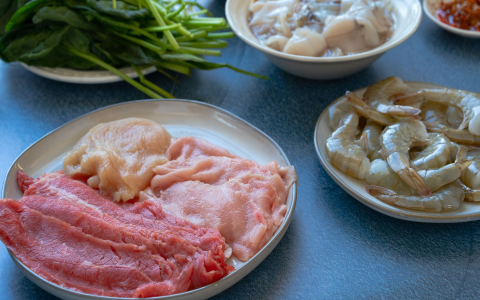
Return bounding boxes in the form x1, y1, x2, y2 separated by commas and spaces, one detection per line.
225, 0, 423, 63
1, 99, 298, 300
423, 0, 480, 38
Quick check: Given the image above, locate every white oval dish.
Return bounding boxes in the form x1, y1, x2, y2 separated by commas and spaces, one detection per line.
2, 99, 297, 299
315, 81, 480, 223
226, 0, 422, 80
20, 63, 157, 84
424, 0, 480, 38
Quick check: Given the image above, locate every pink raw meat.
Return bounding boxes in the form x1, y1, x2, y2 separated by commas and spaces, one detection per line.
150, 136, 297, 261
16, 171, 233, 291
0, 199, 187, 297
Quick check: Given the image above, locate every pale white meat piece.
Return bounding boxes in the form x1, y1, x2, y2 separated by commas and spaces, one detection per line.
63, 118, 171, 202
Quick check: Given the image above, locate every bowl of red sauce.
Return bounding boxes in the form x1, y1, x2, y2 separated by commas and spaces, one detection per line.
424, 0, 480, 37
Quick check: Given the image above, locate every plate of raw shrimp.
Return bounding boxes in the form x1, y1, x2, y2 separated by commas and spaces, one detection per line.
315, 77, 480, 222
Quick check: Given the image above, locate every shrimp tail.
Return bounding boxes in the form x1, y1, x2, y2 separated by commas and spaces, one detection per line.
393, 91, 424, 105
383, 106, 422, 118
359, 132, 368, 152
398, 168, 432, 197
366, 185, 397, 196
346, 92, 395, 126
458, 115, 470, 131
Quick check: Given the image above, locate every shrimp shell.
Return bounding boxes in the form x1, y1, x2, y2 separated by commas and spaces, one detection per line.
367, 146, 472, 195
325, 112, 370, 179
366, 181, 465, 213
380, 120, 432, 196
412, 133, 453, 170
359, 120, 384, 161
397, 88, 480, 136
328, 98, 353, 130
346, 91, 397, 126
461, 150, 480, 189
423, 122, 480, 145
364, 76, 421, 117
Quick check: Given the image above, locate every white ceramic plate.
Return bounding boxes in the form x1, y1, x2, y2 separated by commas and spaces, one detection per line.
2, 99, 297, 300
424, 0, 480, 38
315, 81, 480, 223
20, 63, 157, 84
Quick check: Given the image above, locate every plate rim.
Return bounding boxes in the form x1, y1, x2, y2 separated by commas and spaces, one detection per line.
314, 81, 480, 223
20, 63, 157, 84
2, 99, 298, 299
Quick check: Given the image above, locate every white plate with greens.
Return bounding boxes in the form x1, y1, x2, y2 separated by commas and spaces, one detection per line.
21, 63, 157, 84
3, 99, 297, 300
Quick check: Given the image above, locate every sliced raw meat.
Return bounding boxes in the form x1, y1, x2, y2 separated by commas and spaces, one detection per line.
19, 171, 233, 288
63, 118, 171, 202
0, 199, 189, 297
150, 136, 297, 261
22, 171, 226, 257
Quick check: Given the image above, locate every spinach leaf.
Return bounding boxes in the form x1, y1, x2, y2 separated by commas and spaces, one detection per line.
32, 6, 99, 30
99, 34, 157, 66
1, 27, 54, 61
86, 0, 149, 20
0, 0, 18, 34
6, 0, 53, 32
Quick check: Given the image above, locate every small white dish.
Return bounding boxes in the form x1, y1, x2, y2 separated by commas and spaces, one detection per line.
315, 81, 480, 223
226, 0, 422, 80
423, 0, 480, 38
2, 99, 297, 300
20, 63, 157, 84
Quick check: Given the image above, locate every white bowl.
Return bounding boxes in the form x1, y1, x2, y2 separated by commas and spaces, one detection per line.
423, 0, 480, 38
225, 0, 422, 80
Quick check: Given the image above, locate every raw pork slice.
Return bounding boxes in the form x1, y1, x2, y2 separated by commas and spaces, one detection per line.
63, 118, 171, 202
150, 136, 297, 261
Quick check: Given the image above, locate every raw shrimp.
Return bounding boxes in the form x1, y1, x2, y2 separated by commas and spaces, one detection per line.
346, 91, 397, 126
328, 97, 353, 130
420, 101, 448, 126
412, 133, 453, 169
359, 119, 384, 161
446, 106, 464, 128
366, 181, 465, 212
325, 112, 370, 179
423, 122, 480, 145
367, 146, 472, 195
363, 76, 421, 117
463, 184, 480, 202
396, 88, 480, 135
461, 150, 480, 189
367, 159, 417, 195
380, 120, 431, 196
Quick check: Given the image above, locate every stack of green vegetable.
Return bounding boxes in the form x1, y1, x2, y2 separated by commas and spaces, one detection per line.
0, 0, 265, 98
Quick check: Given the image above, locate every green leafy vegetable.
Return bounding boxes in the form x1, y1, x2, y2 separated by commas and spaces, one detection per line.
0, 0, 266, 98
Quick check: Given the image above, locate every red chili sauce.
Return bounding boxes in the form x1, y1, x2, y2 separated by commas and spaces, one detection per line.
437, 0, 480, 31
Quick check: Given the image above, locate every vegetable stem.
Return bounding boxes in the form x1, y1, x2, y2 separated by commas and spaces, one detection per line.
132, 65, 175, 98
67, 48, 163, 99
144, 0, 179, 49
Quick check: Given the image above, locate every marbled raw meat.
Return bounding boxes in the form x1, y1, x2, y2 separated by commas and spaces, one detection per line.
0, 199, 188, 297
150, 136, 297, 261
16, 171, 233, 291
63, 118, 171, 202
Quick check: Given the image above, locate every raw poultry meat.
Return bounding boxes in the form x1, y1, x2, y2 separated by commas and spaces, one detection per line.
63, 118, 171, 202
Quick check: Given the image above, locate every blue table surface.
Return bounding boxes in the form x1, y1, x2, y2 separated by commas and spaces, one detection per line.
2, 1, 480, 299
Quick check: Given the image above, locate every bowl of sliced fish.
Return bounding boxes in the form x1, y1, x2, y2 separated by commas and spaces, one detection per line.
226, 0, 422, 80
315, 77, 480, 222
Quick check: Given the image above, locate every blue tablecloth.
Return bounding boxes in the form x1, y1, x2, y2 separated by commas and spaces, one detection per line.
1, 1, 480, 299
